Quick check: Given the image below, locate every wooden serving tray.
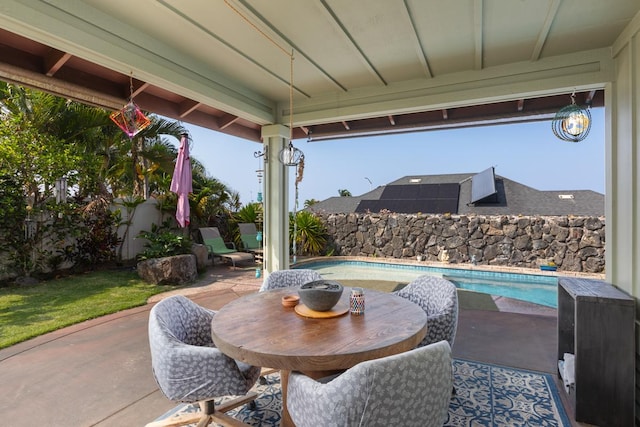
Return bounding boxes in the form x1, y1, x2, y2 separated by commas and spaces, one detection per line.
294, 303, 349, 318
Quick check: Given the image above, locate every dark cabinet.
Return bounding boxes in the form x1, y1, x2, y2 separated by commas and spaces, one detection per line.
557, 277, 635, 427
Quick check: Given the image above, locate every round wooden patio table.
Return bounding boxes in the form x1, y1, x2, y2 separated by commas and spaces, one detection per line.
211, 287, 428, 427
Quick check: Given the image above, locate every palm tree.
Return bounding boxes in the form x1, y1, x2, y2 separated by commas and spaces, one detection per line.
127, 117, 186, 199
338, 189, 352, 197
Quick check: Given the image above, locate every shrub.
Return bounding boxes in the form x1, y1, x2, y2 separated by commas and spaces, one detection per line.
137, 225, 192, 261
289, 210, 327, 256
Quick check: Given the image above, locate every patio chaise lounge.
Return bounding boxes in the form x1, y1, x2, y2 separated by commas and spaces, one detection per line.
238, 222, 264, 262
199, 227, 254, 268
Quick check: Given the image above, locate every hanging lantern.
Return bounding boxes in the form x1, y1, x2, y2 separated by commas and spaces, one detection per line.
552, 93, 592, 142
279, 141, 304, 166
110, 74, 151, 138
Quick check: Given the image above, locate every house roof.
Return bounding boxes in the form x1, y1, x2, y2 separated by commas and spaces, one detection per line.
308, 171, 604, 216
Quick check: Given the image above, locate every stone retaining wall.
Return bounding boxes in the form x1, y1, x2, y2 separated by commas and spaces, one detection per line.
318, 213, 605, 273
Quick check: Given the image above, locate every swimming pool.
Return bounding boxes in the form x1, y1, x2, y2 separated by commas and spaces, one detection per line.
297, 260, 559, 308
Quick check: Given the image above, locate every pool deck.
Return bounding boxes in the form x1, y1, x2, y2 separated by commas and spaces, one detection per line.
0, 259, 596, 427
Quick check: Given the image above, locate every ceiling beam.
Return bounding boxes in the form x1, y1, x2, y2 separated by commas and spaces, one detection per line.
474, 0, 484, 70
401, 0, 432, 78
44, 49, 71, 77
234, 0, 348, 92
157, 0, 309, 99
317, 0, 387, 85
0, 60, 124, 110
179, 100, 202, 118
0, 0, 276, 124
131, 80, 149, 98
531, 0, 561, 61
288, 48, 611, 126
218, 113, 240, 130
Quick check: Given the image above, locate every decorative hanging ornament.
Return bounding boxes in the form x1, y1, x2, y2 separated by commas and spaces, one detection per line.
110, 74, 151, 138
551, 92, 592, 142
279, 141, 304, 166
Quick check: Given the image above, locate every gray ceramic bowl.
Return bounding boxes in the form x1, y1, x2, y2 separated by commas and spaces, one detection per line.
298, 280, 344, 311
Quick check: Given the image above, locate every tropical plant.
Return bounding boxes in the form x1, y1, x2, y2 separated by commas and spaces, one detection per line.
230, 202, 264, 247
74, 200, 121, 267
338, 189, 352, 197
234, 202, 263, 225
137, 223, 192, 261
304, 199, 319, 208
289, 210, 327, 256
0, 82, 239, 275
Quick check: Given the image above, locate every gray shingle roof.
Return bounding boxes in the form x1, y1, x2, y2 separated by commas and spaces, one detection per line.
308, 172, 604, 216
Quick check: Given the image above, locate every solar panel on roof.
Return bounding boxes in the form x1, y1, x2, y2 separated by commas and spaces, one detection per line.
471, 167, 497, 204
356, 183, 460, 214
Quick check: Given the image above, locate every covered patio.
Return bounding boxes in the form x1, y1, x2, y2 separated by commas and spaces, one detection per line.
1, 1, 639, 425
0, 263, 563, 426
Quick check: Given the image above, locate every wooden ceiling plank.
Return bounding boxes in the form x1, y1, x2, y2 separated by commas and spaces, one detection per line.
218, 113, 240, 130
179, 99, 202, 118
131, 80, 149, 98
44, 49, 71, 77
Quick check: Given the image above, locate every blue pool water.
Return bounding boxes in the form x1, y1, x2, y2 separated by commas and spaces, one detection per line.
298, 260, 559, 308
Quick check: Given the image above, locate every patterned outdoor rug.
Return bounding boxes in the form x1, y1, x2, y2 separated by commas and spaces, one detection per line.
153, 359, 570, 427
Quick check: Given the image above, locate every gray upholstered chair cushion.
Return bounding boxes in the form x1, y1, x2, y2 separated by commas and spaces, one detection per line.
393, 275, 459, 348
259, 269, 322, 292
287, 340, 453, 427
148, 295, 261, 403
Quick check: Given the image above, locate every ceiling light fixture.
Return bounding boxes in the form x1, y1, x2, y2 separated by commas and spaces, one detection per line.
551, 91, 592, 142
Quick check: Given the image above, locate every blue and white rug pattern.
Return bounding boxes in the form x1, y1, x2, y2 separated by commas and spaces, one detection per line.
447, 359, 570, 426
155, 359, 570, 427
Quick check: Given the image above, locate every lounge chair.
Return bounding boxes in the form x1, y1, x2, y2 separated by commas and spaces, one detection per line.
199, 227, 254, 268
238, 223, 261, 250
238, 222, 264, 262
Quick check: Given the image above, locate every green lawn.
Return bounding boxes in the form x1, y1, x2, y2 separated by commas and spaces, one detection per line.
0, 269, 176, 349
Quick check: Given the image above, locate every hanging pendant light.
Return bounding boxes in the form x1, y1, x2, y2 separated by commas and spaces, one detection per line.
551, 92, 592, 142
279, 141, 304, 166
110, 74, 151, 138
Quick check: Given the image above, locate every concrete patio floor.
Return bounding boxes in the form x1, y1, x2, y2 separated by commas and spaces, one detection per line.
0, 264, 586, 427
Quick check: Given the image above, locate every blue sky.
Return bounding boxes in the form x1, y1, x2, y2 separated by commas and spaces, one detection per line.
181, 107, 605, 209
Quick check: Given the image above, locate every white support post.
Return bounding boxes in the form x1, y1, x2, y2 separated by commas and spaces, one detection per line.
261, 124, 290, 276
